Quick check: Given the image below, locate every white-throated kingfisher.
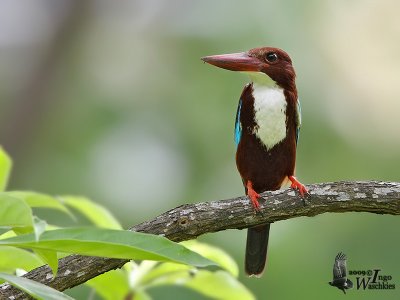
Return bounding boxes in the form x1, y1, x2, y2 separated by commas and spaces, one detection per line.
202, 47, 307, 277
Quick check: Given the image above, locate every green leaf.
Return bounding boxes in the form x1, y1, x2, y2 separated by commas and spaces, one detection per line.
0, 246, 43, 273
147, 270, 255, 300
0, 272, 74, 300
34, 249, 58, 276
6, 217, 58, 275
0, 228, 216, 267
134, 290, 152, 300
0, 147, 12, 192
13, 216, 47, 242
181, 240, 239, 277
140, 262, 192, 286
185, 270, 254, 300
6, 191, 72, 217
33, 216, 47, 241
119, 260, 158, 291
61, 196, 122, 229
87, 269, 129, 300
1, 224, 59, 241
0, 230, 16, 239
0, 194, 33, 228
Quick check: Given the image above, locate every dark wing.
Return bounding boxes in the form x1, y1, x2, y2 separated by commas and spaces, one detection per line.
332, 252, 348, 283
294, 98, 301, 146
234, 99, 242, 147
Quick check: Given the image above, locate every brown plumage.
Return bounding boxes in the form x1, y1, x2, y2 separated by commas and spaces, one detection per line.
202, 47, 307, 277
235, 83, 298, 192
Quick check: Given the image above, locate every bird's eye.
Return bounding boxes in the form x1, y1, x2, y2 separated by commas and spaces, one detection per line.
265, 52, 278, 63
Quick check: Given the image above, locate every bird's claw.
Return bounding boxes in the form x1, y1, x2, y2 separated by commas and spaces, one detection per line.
246, 181, 262, 212
249, 189, 261, 211
289, 176, 309, 197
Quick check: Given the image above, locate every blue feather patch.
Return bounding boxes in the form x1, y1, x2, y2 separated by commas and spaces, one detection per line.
234, 99, 242, 147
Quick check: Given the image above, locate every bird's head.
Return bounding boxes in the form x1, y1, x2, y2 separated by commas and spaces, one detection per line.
202, 47, 296, 91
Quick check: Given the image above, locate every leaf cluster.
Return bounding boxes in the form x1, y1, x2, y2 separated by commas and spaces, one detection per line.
0, 147, 253, 300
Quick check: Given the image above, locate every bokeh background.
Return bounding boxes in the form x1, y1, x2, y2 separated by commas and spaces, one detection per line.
1, 0, 399, 299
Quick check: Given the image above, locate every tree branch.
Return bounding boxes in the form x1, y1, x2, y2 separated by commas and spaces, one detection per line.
1, 180, 399, 298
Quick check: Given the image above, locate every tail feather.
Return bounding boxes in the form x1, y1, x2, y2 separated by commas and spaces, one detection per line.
346, 279, 353, 289
245, 224, 270, 276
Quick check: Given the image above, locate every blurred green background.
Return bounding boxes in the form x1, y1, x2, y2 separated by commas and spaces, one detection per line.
0, 0, 399, 299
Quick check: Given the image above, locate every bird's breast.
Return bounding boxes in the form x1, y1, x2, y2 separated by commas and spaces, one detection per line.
252, 86, 287, 149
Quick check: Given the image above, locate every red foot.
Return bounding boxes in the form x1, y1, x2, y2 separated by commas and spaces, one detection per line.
246, 181, 261, 211
289, 176, 308, 197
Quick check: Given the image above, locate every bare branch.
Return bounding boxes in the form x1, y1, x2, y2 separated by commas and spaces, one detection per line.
1, 180, 399, 299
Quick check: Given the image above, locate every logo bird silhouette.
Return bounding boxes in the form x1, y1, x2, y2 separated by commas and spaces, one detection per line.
329, 252, 353, 294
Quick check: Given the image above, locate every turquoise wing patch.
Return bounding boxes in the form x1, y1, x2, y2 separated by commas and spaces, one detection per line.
234, 99, 242, 147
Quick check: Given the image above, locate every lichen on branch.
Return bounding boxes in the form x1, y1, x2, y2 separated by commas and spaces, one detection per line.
1, 181, 399, 299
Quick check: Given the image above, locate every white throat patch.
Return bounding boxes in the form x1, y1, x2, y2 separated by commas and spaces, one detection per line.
248, 72, 287, 149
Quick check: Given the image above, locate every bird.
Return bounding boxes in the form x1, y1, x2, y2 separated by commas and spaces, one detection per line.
202, 47, 307, 276
329, 252, 353, 293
